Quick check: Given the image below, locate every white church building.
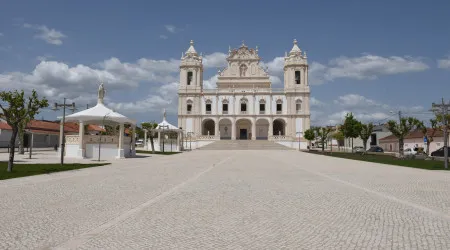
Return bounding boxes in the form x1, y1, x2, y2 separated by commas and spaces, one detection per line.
177, 40, 311, 149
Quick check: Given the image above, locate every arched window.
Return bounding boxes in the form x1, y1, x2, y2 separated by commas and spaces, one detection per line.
222, 99, 229, 114
296, 99, 302, 113
186, 99, 193, 114
259, 98, 266, 114
276, 98, 283, 114
240, 97, 248, 113
205, 99, 212, 114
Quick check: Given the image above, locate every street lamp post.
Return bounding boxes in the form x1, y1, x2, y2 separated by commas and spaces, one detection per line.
52, 98, 76, 166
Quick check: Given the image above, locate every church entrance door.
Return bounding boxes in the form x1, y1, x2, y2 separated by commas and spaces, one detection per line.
239, 129, 247, 140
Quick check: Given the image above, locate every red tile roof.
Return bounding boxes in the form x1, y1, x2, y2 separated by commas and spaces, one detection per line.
379, 128, 444, 142
0, 120, 105, 134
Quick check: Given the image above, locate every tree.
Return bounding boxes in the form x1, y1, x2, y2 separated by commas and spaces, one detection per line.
359, 122, 374, 151
341, 113, 361, 152
142, 122, 158, 154
0, 90, 48, 172
134, 126, 145, 139
417, 119, 438, 155
387, 117, 421, 156
332, 131, 345, 151
315, 127, 332, 152
18, 117, 31, 154
304, 128, 315, 149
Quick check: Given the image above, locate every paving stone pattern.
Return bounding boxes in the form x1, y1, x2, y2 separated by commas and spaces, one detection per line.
1, 150, 450, 249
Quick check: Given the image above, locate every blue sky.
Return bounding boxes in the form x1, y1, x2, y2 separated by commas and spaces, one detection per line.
1, 0, 450, 126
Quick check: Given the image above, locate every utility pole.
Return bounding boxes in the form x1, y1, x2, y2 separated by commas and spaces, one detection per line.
52, 98, 76, 166
431, 98, 450, 169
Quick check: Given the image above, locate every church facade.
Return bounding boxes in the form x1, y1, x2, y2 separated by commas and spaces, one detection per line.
177, 40, 311, 149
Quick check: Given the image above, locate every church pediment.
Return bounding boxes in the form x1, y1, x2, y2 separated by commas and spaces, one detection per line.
227, 44, 260, 61
219, 42, 269, 79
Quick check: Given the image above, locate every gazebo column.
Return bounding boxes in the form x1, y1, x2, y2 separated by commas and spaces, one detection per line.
116, 123, 125, 159
77, 121, 84, 158
131, 125, 136, 157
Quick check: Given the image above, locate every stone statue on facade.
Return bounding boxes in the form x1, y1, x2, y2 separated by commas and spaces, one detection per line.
98, 83, 106, 104
239, 64, 247, 77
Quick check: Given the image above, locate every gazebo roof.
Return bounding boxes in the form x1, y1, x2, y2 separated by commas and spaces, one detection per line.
156, 109, 181, 131
64, 83, 136, 125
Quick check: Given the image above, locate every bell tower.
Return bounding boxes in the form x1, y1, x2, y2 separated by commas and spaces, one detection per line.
283, 39, 308, 90
179, 40, 203, 91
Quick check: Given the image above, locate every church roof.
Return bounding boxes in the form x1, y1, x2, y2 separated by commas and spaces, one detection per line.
185, 40, 197, 55
289, 39, 302, 55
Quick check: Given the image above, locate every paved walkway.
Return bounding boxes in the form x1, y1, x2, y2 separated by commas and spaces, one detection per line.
1, 150, 450, 249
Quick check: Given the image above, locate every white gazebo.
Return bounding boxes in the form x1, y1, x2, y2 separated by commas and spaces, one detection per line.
62, 83, 137, 159
146, 110, 183, 152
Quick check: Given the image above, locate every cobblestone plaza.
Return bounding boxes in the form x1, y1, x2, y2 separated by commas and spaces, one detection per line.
1, 150, 450, 249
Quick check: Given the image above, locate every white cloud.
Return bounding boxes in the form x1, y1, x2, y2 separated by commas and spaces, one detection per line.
203, 75, 218, 89
36, 55, 54, 61
164, 25, 176, 33
159, 34, 168, 40
23, 23, 66, 45
438, 56, 450, 69
203, 52, 227, 68
310, 97, 325, 107
309, 54, 429, 85
110, 82, 179, 114
333, 94, 389, 109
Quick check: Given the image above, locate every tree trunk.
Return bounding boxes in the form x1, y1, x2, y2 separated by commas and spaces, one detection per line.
426, 141, 431, 155
399, 138, 404, 156
321, 139, 325, 152
18, 128, 24, 154
149, 134, 155, 154
7, 128, 18, 172
363, 139, 367, 151
351, 138, 354, 153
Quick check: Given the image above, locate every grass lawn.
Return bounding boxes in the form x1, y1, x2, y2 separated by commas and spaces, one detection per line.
0, 162, 110, 180
308, 151, 448, 170
136, 150, 180, 155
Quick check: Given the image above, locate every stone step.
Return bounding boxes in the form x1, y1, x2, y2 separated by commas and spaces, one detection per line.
197, 140, 293, 150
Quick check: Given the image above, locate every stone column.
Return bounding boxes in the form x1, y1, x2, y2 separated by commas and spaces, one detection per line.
231, 118, 236, 140
215, 118, 219, 138
193, 69, 198, 87
305, 66, 308, 85
251, 118, 256, 140
268, 118, 273, 138
116, 123, 125, 159
176, 131, 180, 151
131, 125, 136, 157
77, 121, 84, 158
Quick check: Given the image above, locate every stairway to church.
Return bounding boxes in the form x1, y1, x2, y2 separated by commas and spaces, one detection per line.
197, 140, 294, 150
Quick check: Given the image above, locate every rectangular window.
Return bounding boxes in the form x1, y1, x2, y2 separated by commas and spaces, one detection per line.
296, 103, 301, 112
187, 71, 193, 85
259, 103, 265, 114
206, 103, 211, 114
295, 71, 301, 84
241, 103, 247, 112
222, 103, 228, 113
276, 103, 282, 111
187, 104, 192, 113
